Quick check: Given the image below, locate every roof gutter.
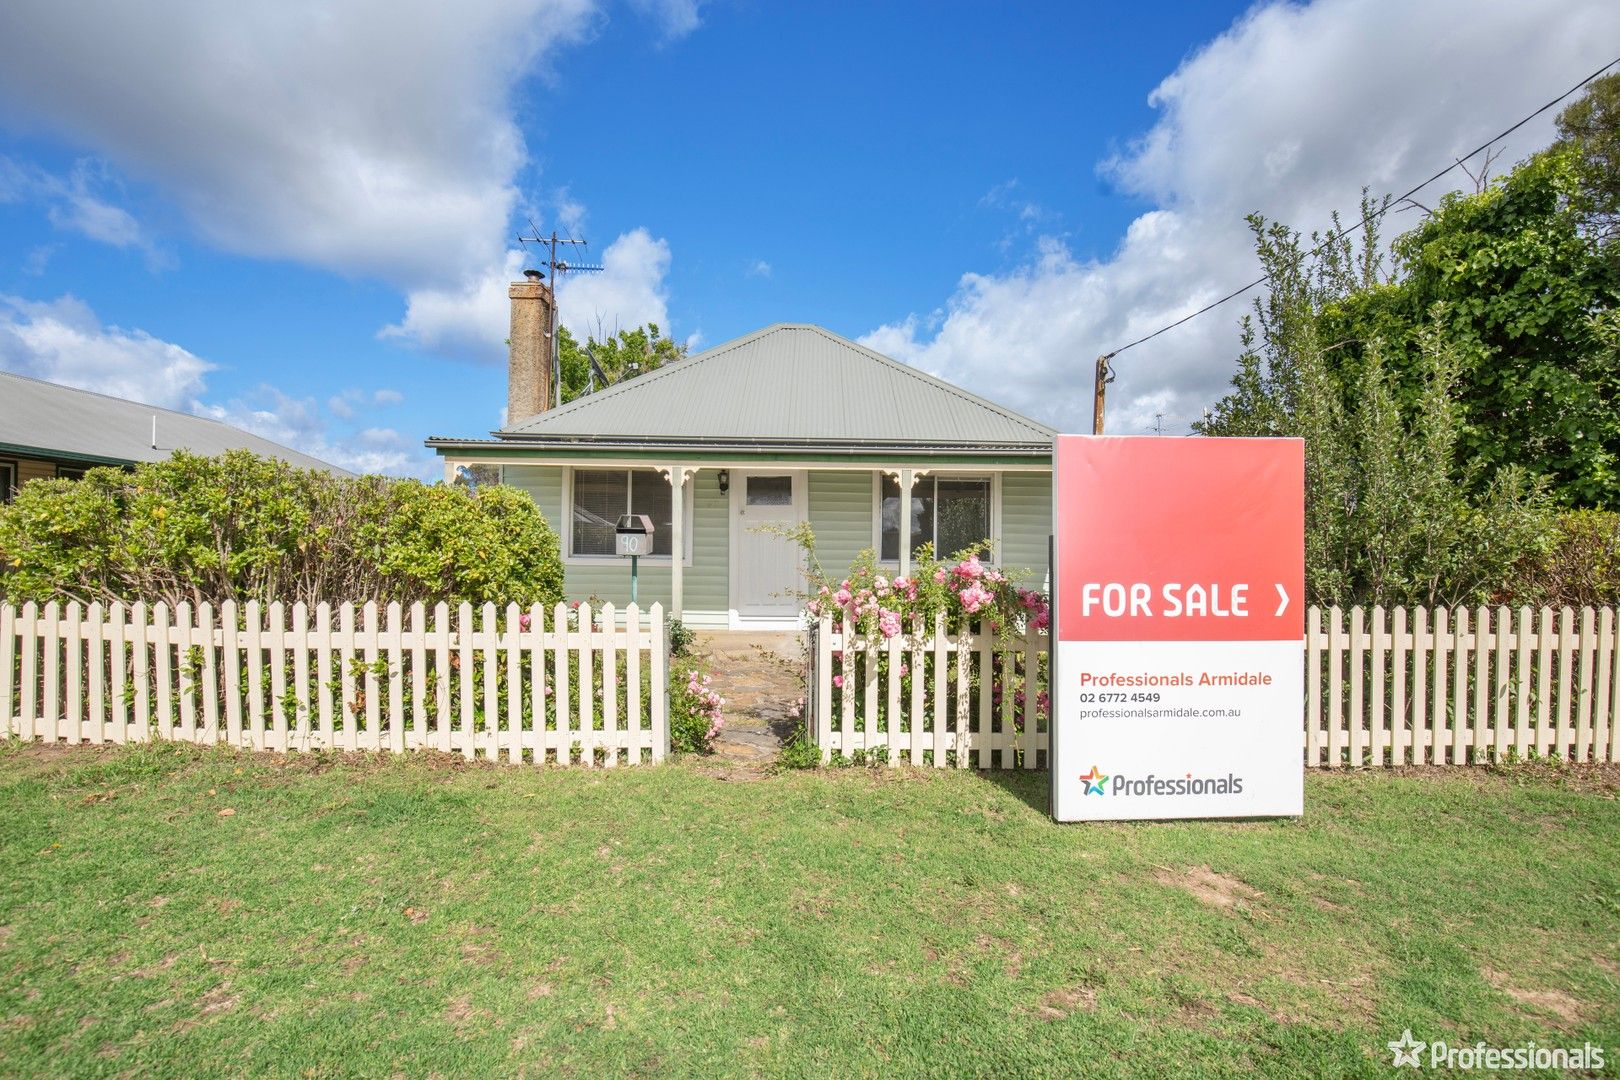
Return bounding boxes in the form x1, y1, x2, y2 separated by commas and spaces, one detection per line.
424, 436, 1054, 456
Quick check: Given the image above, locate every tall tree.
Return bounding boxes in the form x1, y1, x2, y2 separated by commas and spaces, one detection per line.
556, 323, 687, 404
1553, 70, 1620, 244
1198, 209, 1550, 607
1318, 150, 1619, 507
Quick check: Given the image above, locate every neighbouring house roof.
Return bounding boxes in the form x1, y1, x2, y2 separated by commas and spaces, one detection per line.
0, 370, 348, 474
427, 323, 1055, 457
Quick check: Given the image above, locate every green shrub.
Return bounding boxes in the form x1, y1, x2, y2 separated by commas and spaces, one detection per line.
667, 617, 695, 658
0, 450, 563, 609
1509, 510, 1620, 607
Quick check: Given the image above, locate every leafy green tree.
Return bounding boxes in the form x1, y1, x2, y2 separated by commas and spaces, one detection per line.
1318, 150, 1619, 507
557, 323, 687, 404
1553, 70, 1620, 243
1199, 212, 1551, 607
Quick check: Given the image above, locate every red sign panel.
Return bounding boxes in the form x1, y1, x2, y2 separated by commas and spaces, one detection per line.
1054, 437, 1305, 643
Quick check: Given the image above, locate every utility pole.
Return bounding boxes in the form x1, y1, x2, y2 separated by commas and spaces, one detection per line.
1092, 353, 1115, 435
517, 225, 603, 408
1154, 412, 1164, 436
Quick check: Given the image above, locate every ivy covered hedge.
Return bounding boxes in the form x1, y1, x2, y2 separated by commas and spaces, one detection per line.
0, 450, 563, 610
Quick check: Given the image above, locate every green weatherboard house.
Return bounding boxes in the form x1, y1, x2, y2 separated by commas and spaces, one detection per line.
427, 273, 1055, 629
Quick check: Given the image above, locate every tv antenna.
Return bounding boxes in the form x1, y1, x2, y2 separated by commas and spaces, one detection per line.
518, 220, 604, 285
517, 220, 605, 407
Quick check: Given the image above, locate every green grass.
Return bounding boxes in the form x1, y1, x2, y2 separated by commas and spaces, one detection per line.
1, 745, 1616, 1079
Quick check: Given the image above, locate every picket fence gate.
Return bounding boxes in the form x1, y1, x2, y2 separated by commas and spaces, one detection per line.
1308, 604, 1617, 767
810, 613, 1049, 768
0, 599, 668, 766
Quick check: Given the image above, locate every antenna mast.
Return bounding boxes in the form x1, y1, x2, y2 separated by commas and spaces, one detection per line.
517, 223, 604, 408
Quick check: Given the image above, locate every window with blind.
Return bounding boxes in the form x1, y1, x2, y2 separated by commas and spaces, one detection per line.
570, 469, 675, 557
879, 474, 991, 561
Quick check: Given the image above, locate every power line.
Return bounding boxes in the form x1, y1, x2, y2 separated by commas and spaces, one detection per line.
1099, 54, 1620, 367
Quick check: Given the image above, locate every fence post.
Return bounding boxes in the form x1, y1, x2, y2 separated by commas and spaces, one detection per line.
650, 603, 668, 763
623, 603, 641, 765
601, 602, 618, 769
0, 603, 13, 740
1598, 607, 1615, 764
1305, 606, 1321, 767
816, 614, 833, 763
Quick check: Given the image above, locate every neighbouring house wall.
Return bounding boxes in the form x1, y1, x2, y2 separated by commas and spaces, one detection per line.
1000, 471, 1053, 585
1, 455, 81, 502
502, 465, 730, 624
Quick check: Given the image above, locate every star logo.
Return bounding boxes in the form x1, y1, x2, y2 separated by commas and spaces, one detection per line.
1079, 766, 1109, 796
1387, 1029, 1426, 1068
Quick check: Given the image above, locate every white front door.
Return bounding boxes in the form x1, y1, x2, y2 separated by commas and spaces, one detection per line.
733, 472, 802, 618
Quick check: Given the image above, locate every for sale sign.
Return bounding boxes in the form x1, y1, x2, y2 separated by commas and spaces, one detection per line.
1050, 436, 1305, 822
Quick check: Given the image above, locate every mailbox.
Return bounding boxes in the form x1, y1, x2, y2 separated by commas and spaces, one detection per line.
615, 514, 655, 557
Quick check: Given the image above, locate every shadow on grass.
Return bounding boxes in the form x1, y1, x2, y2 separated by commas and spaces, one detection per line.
977, 767, 1050, 816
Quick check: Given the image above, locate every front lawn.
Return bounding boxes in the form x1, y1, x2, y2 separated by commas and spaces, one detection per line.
1, 746, 1616, 1078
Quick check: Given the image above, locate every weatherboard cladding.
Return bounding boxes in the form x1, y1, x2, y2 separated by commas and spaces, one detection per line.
493, 324, 1054, 448
0, 370, 345, 473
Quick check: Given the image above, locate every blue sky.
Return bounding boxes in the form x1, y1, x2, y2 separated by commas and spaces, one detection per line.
1, 1, 1616, 474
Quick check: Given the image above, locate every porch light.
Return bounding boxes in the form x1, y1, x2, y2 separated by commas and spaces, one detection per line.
717, 469, 730, 493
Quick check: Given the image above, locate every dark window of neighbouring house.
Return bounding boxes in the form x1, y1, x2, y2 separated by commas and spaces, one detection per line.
879, 474, 990, 561
571, 469, 673, 557
55, 465, 87, 481
0, 462, 14, 503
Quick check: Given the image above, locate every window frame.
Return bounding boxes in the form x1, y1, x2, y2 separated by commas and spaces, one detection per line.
0, 459, 15, 504
871, 470, 1001, 566
563, 466, 694, 567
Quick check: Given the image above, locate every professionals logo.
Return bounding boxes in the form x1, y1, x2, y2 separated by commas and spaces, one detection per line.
1089, 770, 1245, 796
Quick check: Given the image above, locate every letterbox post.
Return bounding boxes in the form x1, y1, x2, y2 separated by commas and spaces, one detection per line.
615, 515, 656, 607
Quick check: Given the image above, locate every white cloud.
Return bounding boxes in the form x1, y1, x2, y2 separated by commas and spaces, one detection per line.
1, 293, 431, 476
381, 249, 527, 361
385, 226, 675, 358
0, 0, 599, 292
557, 228, 672, 337
0, 294, 211, 407
629, 0, 706, 41
198, 390, 428, 477
864, 0, 1620, 436
0, 155, 156, 256
747, 258, 773, 279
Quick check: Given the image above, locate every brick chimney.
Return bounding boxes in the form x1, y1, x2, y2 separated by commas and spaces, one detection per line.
507, 268, 555, 427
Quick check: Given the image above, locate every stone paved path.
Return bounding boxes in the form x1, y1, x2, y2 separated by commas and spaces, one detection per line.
691, 631, 806, 766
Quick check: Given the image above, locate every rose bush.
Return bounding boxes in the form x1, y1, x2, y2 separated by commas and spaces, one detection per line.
670, 663, 725, 753
804, 544, 1049, 644
780, 538, 1051, 767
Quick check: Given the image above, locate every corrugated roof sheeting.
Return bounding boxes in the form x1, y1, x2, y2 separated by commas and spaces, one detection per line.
497, 324, 1054, 447
0, 371, 348, 473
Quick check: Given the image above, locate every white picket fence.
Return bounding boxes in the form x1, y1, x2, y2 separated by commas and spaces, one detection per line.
810, 604, 1619, 771
810, 613, 1049, 768
1308, 604, 1617, 767
0, 599, 668, 766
